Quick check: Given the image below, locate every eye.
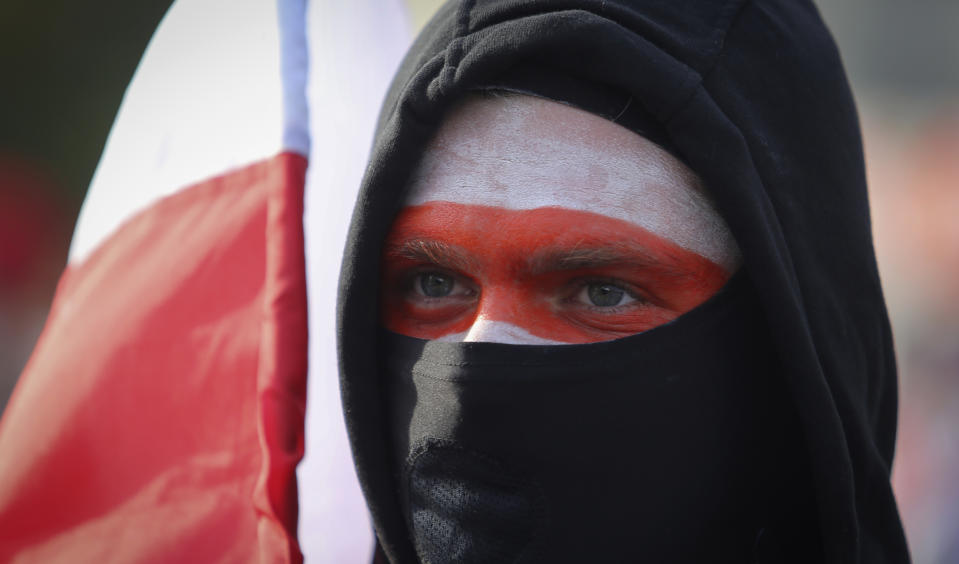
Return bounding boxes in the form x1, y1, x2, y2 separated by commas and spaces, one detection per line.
418, 272, 455, 297
575, 282, 638, 308
411, 271, 476, 301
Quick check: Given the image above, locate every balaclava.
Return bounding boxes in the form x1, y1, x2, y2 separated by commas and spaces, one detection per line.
379, 91, 783, 561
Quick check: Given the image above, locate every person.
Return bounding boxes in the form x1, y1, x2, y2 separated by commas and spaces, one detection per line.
336, 0, 911, 562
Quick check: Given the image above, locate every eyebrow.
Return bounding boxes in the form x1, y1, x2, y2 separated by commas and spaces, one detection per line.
386, 238, 699, 280
526, 242, 690, 279
384, 239, 479, 273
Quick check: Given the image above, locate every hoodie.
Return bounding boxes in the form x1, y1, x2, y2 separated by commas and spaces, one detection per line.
336, 1, 910, 562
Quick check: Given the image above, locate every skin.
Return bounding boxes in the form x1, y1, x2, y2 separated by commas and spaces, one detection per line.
380, 94, 740, 344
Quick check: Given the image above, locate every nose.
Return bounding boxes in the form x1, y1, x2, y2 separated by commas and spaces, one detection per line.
462, 318, 563, 345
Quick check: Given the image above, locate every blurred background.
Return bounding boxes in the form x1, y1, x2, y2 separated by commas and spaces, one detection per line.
1, 0, 956, 561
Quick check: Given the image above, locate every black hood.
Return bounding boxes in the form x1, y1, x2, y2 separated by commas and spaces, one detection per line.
337, 1, 909, 562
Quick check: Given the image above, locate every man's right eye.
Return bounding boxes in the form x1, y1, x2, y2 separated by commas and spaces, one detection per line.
418, 272, 454, 297
411, 271, 475, 302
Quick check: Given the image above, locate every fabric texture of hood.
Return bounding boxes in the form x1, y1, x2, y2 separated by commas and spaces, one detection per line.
337, 1, 909, 562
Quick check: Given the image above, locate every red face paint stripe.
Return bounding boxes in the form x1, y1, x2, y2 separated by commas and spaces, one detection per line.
381, 202, 732, 344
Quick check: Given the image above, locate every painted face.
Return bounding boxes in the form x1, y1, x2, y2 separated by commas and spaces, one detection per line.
381, 94, 740, 344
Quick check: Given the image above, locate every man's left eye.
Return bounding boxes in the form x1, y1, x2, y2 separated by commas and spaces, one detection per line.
575, 283, 638, 308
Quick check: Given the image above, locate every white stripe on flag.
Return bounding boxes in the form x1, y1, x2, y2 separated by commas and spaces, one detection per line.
70, 0, 309, 264
299, 0, 412, 561
0, 1, 313, 560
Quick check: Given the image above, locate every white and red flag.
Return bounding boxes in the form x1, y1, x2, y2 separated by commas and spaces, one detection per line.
0, 0, 409, 561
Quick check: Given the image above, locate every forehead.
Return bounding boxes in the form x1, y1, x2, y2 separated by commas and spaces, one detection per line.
404, 94, 739, 271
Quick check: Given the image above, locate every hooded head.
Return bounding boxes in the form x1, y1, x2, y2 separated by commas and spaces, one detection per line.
337, 1, 909, 562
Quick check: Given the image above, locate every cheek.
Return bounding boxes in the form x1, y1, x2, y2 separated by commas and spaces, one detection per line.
380, 297, 477, 340
561, 307, 680, 338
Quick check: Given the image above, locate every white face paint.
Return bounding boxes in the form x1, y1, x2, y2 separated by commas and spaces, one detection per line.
435, 320, 565, 345
406, 94, 741, 272
386, 93, 741, 345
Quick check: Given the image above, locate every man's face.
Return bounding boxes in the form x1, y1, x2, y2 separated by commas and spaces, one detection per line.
381, 94, 739, 344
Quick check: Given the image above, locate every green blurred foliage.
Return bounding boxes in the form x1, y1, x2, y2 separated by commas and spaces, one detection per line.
0, 0, 175, 210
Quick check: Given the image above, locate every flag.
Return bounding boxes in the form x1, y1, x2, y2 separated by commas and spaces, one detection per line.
0, 0, 410, 561
297, 1, 410, 561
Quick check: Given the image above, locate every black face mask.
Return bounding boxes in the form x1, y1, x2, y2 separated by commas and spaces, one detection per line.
381, 275, 820, 563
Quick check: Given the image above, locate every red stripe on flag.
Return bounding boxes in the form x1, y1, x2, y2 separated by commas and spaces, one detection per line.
0, 152, 308, 563
255, 153, 308, 564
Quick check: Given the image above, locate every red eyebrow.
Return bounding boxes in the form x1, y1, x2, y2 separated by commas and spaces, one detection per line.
525, 242, 702, 281
383, 238, 479, 273
527, 243, 655, 272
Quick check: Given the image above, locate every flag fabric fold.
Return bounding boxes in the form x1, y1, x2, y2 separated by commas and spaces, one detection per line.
0, 153, 307, 562
0, 0, 413, 560
0, 0, 312, 561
